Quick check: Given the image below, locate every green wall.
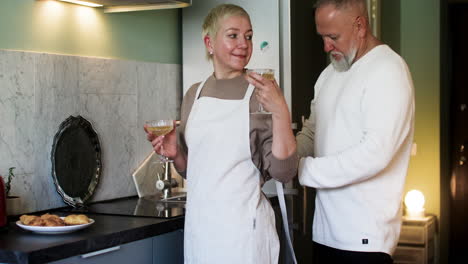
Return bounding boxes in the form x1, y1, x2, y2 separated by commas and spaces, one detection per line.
382, 0, 441, 219
401, 0, 441, 220
382, 0, 442, 261
0, 0, 181, 63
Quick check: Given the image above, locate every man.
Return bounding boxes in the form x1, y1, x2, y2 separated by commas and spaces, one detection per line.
296, 0, 415, 263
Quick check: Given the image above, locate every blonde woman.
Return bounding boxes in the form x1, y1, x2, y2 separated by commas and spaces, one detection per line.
146, 4, 297, 263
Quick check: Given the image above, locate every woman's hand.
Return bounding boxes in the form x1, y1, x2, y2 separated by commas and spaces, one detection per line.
245, 72, 288, 116
144, 121, 178, 159
246, 72, 296, 159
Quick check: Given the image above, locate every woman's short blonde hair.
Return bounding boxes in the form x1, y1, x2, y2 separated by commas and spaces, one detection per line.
202, 4, 251, 60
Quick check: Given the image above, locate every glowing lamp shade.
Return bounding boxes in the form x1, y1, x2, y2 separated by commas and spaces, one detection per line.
404, 190, 425, 218
57, 0, 103, 7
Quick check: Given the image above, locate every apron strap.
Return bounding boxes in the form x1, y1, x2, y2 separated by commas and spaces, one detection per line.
194, 77, 209, 100
244, 84, 255, 101
275, 180, 298, 264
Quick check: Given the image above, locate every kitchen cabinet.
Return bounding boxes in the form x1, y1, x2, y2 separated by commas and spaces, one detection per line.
49, 237, 152, 264
153, 229, 184, 263
49, 230, 183, 264
393, 215, 436, 264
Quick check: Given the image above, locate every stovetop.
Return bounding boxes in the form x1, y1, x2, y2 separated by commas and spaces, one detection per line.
60, 195, 185, 219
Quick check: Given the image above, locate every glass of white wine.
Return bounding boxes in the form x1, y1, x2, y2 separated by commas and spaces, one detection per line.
246, 68, 274, 114
145, 119, 174, 162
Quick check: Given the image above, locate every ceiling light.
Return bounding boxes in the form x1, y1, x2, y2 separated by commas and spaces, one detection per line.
103, 2, 190, 13
57, 0, 103, 7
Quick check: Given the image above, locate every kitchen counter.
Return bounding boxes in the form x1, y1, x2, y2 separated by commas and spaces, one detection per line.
0, 197, 184, 264
0, 193, 282, 264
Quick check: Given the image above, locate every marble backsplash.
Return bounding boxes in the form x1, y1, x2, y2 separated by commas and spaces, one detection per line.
0, 49, 182, 213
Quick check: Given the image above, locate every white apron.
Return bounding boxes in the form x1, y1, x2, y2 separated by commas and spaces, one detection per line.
184, 78, 279, 264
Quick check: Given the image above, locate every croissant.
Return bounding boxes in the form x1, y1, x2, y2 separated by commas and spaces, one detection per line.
39, 214, 65, 226
20, 213, 90, 226
64, 214, 90, 225
20, 215, 40, 225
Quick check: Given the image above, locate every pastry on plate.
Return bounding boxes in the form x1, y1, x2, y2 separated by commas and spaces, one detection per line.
29, 218, 46, 226
64, 214, 90, 225
40, 213, 65, 226
20, 215, 41, 225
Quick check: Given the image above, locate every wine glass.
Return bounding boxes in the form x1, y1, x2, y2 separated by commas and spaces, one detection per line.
145, 119, 174, 162
246, 68, 275, 114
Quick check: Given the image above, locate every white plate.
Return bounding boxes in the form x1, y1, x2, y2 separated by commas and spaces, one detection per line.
16, 217, 95, 234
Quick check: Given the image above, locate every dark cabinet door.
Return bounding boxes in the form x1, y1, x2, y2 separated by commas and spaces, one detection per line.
448, 3, 468, 262
290, 1, 326, 263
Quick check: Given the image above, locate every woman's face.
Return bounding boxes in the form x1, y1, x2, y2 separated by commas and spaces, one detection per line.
208, 15, 253, 76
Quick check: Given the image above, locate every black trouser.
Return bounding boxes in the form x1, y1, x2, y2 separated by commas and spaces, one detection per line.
313, 242, 393, 264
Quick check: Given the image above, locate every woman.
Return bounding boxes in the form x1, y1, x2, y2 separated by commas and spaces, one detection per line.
146, 4, 297, 263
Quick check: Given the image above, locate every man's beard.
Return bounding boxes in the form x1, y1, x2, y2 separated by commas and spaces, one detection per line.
329, 46, 357, 72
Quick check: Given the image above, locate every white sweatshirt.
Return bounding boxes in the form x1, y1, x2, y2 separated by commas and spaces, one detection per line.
298, 45, 415, 255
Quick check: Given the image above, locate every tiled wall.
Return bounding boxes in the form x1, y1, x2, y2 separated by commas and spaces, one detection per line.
0, 49, 181, 213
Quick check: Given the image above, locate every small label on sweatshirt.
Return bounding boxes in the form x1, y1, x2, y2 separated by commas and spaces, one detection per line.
362, 239, 368, 244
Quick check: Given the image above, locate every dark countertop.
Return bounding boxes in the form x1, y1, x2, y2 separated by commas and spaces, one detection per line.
0, 193, 280, 264
0, 196, 184, 264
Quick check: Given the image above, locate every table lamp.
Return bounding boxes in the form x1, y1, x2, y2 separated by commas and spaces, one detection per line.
404, 189, 425, 219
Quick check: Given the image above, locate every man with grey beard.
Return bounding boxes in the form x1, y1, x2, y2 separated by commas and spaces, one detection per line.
296, 0, 415, 263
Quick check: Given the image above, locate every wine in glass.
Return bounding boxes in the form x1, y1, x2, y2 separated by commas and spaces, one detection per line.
145, 119, 174, 162
247, 68, 275, 114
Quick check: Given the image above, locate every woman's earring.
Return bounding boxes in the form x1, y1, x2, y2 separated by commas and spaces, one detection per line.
209, 51, 213, 55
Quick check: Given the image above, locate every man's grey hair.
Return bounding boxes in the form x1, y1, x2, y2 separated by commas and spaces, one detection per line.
314, 0, 368, 17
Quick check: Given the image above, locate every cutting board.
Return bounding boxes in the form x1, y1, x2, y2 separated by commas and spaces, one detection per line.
132, 152, 186, 198
132, 152, 162, 198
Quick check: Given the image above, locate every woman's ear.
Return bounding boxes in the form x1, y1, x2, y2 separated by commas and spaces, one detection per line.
204, 35, 213, 54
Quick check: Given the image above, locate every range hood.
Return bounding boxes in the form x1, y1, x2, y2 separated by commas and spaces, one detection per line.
56, 0, 192, 13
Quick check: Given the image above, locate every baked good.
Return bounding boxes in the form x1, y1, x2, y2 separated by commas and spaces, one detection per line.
20, 213, 65, 226
40, 213, 65, 226
19, 215, 46, 226
29, 218, 46, 226
20, 215, 40, 225
64, 214, 90, 225
20, 213, 90, 226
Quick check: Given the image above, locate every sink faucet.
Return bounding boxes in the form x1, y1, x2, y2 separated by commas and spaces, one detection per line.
155, 161, 178, 199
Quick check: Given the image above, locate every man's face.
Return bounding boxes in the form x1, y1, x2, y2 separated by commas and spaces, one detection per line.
315, 5, 359, 72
